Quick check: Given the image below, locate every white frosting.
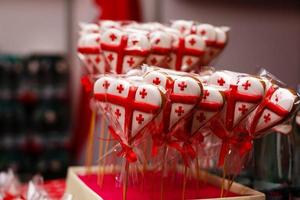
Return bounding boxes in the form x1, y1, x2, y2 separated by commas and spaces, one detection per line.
252, 87, 295, 133
191, 86, 224, 134
171, 20, 194, 35
105, 79, 163, 137
101, 28, 151, 74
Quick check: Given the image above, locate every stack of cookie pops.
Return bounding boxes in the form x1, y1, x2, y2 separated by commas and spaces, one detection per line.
77, 20, 299, 199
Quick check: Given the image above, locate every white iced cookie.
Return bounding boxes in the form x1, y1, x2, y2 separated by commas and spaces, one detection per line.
105, 78, 164, 138
77, 33, 106, 74
143, 70, 203, 130
207, 71, 234, 90
191, 86, 224, 134
195, 24, 217, 65
146, 30, 172, 67
101, 28, 151, 74
168, 34, 205, 72
249, 86, 297, 135
210, 27, 228, 59
93, 76, 115, 111
171, 20, 195, 35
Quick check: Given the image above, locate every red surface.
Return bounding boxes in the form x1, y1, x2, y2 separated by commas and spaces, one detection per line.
79, 172, 240, 200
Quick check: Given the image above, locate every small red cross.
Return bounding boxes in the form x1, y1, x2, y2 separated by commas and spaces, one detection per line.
95, 56, 101, 64
115, 109, 121, 119
132, 40, 139, 45
217, 78, 225, 86
203, 90, 210, 99
155, 38, 160, 45
189, 38, 196, 46
186, 58, 193, 66
136, 114, 144, 124
107, 54, 114, 62
109, 33, 117, 41
153, 77, 161, 85
95, 37, 100, 43
178, 81, 187, 91
175, 106, 185, 116
238, 104, 248, 115
102, 80, 110, 89
139, 88, 147, 98
200, 30, 206, 36
116, 84, 124, 93
264, 113, 271, 123
196, 112, 206, 123
127, 57, 135, 66
242, 80, 251, 90
150, 57, 157, 65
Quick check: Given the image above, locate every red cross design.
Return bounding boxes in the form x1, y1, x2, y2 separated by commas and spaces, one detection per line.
77, 46, 101, 55
200, 30, 206, 36
153, 77, 161, 85
250, 86, 290, 134
172, 37, 204, 71
139, 88, 147, 98
101, 35, 149, 74
275, 95, 279, 102
132, 40, 139, 45
102, 80, 110, 89
238, 104, 248, 115
225, 84, 263, 130
107, 54, 114, 62
136, 114, 144, 124
186, 58, 193, 66
203, 90, 210, 100
106, 86, 161, 139
263, 113, 271, 123
242, 80, 251, 90
178, 81, 187, 91
180, 26, 186, 34
127, 57, 135, 66
115, 109, 121, 119
109, 33, 117, 41
150, 57, 157, 65
155, 38, 160, 45
189, 38, 196, 46
116, 84, 124, 93
196, 112, 206, 123
95, 56, 101, 64
217, 78, 225, 86
175, 106, 184, 116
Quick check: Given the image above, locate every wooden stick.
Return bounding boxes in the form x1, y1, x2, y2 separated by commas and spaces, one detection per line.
181, 165, 188, 200
85, 110, 96, 174
220, 156, 227, 198
97, 116, 106, 186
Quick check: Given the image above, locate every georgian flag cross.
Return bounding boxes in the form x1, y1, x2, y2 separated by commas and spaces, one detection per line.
101, 28, 150, 74
208, 72, 265, 130
169, 34, 205, 71
249, 85, 296, 135
191, 86, 224, 135
77, 33, 106, 74
144, 70, 202, 132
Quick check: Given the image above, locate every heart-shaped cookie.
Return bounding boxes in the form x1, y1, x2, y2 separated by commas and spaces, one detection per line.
195, 24, 217, 65
77, 33, 107, 74
249, 86, 297, 135
103, 78, 164, 138
168, 34, 206, 72
171, 20, 195, 35
101, 28, 151, 74
146, 30, 172, 67
208, 72, 265, 130
143, 70, 203, 131
191, 85, 224, 135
